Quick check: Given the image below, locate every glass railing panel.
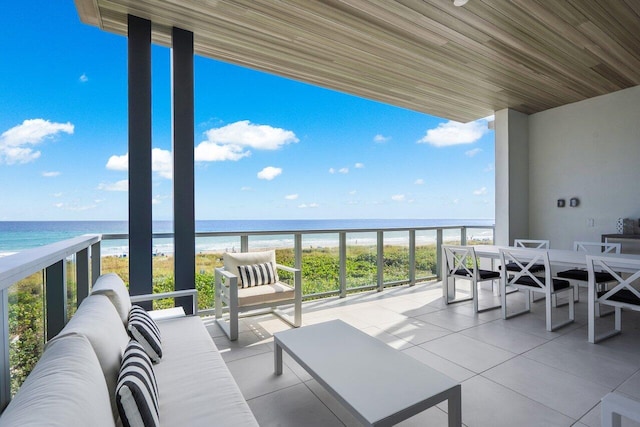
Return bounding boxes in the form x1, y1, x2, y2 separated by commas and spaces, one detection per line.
301, 233, 339, 296
195, 236, 235, 311
8, 271, 45, 396
467, 227, 494, 245
345, 232, 377, 289
101, 238, 130, 285
443, 228, 462, 246
416, 230, 438, 280
66, 255, 77, 319
383, 230, 410, 284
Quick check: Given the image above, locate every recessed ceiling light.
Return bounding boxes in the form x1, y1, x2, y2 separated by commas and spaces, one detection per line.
453, 0, 469, 6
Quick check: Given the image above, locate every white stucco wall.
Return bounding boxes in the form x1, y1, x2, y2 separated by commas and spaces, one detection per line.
528, 85, 640, 249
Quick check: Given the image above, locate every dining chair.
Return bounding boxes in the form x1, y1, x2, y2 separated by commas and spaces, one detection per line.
557, 241, 621, 307
499, 248, 576, 331
586, 255, 640, 343
442, 245, 501, 312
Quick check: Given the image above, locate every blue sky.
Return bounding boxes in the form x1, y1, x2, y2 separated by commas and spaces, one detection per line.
0, 1, 495, 221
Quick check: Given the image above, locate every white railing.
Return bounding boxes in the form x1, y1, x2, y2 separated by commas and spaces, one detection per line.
0, 234, 101, 410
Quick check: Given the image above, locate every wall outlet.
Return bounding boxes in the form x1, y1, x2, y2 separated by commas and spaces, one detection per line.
587, 218, 595, 227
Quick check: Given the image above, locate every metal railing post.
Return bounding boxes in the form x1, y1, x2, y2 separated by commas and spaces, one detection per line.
339, 232, 347, 297
240, 235, 249, 252
91, 241, 101, 285
461, 227, 467, 245
76, 248, 90, 307
377, 231, 384, 292
436, 228, 444, 279
294, 234, 302, 270
1, 288, 10, 411
409, 229, 416, 286
45, 260, 67, 340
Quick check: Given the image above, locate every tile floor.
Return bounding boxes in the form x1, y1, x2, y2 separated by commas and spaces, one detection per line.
203, 282, 640, 427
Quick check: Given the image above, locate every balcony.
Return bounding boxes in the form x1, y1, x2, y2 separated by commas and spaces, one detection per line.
2, 226, 640, 426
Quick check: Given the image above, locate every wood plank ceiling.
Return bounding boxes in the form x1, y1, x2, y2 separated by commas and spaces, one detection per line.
74, 0, 640, 122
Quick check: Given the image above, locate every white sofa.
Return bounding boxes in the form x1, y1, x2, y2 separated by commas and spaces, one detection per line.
0, 273, 258, 427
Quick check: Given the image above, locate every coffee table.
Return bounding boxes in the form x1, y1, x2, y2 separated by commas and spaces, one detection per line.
274, 320, 461, 426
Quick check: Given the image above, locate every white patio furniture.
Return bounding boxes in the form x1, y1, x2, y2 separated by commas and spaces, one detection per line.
442, 245, 501, 312
557, 241, 621, 306
499, 248, 576, 331
274, 320, 462, 426
214, 250, 302, 341
586, 255, 640, 343
601, 392, 640, 427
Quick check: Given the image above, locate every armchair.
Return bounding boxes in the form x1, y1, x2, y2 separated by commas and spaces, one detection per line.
215, 250, 302, 341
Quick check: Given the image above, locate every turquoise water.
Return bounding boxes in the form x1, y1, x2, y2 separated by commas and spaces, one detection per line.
0, 219, 494, 256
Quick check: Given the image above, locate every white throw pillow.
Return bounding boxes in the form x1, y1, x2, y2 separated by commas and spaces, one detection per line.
128, 305, 162, 363
116, 340, 159, 427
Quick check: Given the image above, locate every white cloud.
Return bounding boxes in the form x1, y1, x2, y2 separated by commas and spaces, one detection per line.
374, 134, 390, 143
257, 166, 282, 181
105, 149, 172, 179
241, 186, 253, 191
339, 167, 349, 174
414, 178, 425, 185
0, 119, 74, 164
355, 162, 364, 169
298, 203, 319, 209
79, 74, 88, 83
329, 168, 335, 174
52, 192, 63, 198
97, 179, 128, 192
349, 190, 357, 195
484, 163, 494, 172
285, 194, 299, 200
42, 171, 60, 177
418, 119, 488, 147
391, 194, 405, 202
54, 202, 97, 211
473, 187, 488, 196
194, 120, 298, 162
465, 148, 482, 157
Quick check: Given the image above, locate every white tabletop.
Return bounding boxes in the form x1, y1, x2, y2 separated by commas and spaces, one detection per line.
274, 319, 460, 426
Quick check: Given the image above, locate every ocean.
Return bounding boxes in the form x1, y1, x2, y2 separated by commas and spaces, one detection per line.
0, 219, 494, 257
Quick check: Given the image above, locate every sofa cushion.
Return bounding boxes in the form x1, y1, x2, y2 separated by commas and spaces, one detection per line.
49, 294, 129, 421
91, 272, 132, 325
224, 251, 279, 287
116, 340, 159, 427
0, 334, 115, 427
154, 316, 259, 426
128, 305, 162, 363
238, 262, 278, 288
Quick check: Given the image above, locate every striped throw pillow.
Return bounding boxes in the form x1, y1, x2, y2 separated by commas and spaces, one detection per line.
238, 262, 278, 288
127, 305, 162, 363
116, 340, 159, 427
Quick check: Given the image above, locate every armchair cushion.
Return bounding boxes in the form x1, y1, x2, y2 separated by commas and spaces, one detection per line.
223, 251, 279, 287
237, 282, 295, 307
238, 262, 278, 288
127, 305, 162, 363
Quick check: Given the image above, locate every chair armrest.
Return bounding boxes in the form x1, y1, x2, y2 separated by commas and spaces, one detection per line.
215, 267, 238, 304
130, 289, 199, 315
215, 267, 238, 281
275, 264, 300, 274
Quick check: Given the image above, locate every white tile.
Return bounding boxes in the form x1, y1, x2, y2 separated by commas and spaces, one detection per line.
414, 309, 483, 332
522, 340, 640, 389
401, 346, 475, 382
419, 333, 516, 373
213, 330, 273, 362
361, 326, 414, 350
457, 375, 574, 427
226, 351, 301, 400
483, 356, 612, 419
248, 382, 344, 427
460, 321, 549, 354
378, 318, 452, 345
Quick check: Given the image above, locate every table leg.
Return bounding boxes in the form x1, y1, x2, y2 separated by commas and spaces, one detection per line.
274, 340, 283, 375
448, 385, 462, 427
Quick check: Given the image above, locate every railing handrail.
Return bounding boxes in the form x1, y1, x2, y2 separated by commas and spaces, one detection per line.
0, 234, 101, 291
100, 224, 495, 240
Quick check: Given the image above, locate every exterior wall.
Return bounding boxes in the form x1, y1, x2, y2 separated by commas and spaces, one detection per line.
528, 85, 640, 249
495, 109, 530, 246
